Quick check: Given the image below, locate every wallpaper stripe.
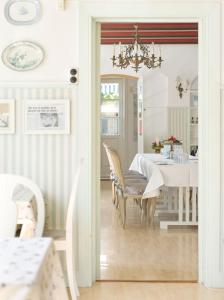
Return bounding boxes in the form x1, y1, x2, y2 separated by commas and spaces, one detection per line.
0, 85, 77, 230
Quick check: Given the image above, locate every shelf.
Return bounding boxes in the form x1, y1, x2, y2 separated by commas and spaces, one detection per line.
190, 123, 198, 126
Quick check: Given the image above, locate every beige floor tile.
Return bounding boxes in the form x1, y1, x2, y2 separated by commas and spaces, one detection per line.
79, 282, 224, 300
100, 181, 198, 281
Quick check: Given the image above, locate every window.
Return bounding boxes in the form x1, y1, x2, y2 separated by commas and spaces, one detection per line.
101, 82, 120, 136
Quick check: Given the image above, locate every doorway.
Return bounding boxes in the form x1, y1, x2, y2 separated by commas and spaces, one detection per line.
77, 1, 221, 288
99, 22, 198, 281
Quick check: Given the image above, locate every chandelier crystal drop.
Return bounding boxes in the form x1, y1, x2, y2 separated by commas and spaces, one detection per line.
111, 25, 164, 73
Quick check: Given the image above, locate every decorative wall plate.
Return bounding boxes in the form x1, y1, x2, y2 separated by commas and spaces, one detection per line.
2, 41, 44, 72
4, 0, 41, 25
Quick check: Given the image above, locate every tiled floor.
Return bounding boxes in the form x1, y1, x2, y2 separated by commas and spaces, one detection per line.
79, 282, 224, 300
100, 181, 198, 281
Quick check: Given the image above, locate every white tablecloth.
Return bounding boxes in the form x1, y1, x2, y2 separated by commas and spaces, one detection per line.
0, 238, 69, 300
129, 153, 198, 199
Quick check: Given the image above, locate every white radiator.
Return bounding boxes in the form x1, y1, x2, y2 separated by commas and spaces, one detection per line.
168, 107, 190, 152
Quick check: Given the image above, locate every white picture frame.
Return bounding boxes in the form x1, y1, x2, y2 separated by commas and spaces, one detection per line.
24, 99, 70, 134
4, 0, 42, 26
0, 99, 15, 134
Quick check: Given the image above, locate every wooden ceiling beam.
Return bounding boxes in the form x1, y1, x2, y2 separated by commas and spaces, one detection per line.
101, 22, 198, 31
101, 38, 198, 44
101, 31, 198, 38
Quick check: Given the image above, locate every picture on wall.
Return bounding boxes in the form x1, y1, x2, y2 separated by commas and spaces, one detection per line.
0, 99, 15, 134
24, 99, 70, 134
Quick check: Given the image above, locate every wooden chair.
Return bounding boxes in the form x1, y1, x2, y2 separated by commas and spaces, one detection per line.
103, 142, 146, 207
107, 148, 150, 228
54, 160, 83, 300
0, 174, 45, 237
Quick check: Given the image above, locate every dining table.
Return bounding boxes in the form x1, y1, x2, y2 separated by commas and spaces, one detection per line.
129, 153, 198, 229
0, 237, 69, 300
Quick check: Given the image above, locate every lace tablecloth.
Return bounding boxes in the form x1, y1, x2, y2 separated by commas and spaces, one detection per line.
0, 238, 69, 300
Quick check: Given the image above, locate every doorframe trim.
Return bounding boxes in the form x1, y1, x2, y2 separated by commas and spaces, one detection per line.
77, 0, 222, 287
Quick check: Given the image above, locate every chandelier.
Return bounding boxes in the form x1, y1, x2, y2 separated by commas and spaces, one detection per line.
111, 25, 164, 73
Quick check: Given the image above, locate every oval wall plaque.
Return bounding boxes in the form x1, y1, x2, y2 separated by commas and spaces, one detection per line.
4, 0, 42, 25
2, 41, 44, 72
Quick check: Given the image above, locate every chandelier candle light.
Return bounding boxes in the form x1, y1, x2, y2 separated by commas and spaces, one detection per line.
111, 25, 164, 73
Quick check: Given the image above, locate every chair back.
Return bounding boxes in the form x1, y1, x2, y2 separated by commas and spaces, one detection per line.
107, 148, 125, 191
102, 143, 114, 178
0, 174, 45, 237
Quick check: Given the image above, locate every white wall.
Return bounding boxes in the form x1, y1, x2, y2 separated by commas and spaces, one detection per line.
0, 1, 79, 231
0, 1, 77, 82
143, 71, 169, 151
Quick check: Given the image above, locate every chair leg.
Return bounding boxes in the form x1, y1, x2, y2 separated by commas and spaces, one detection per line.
112, 181, 115, 204
149, 197, 157, 227
66, 246, 79, 300
123, 197, 127, 228
141, 199, 147, 224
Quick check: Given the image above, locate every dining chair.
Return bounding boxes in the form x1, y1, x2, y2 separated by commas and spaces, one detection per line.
107, 148, 149, 228
103, 142, 146, 207
53, 159, 83, 300
0, 174, 45, 237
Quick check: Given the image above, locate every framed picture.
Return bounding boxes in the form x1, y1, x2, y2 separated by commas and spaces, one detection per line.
0, 99, 15, 134
2, 41, 44, 72
24, 99, 70, 134
4, 0, 42, 25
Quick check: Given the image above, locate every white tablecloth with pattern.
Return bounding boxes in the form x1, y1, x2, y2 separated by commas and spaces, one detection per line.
0, 238, 69, 300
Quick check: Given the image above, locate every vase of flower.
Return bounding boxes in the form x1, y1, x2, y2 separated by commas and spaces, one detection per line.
152, 139, 163, 153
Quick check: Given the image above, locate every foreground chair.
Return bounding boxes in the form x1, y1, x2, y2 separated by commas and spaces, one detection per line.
54, 160, 83, 300
107, 148, 148, 228
0, 174, 45, 237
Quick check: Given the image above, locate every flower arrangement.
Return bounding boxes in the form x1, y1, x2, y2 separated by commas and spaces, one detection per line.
152, 138, 163, 153
163, 135, 182, 145
162, 136, 182, 151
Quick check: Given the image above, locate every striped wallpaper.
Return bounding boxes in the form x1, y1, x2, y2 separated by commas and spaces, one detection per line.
0, 85, 77, 230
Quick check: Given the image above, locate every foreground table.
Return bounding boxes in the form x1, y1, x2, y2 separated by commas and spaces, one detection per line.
0, 238, 69, 300
130, 153, 198, 228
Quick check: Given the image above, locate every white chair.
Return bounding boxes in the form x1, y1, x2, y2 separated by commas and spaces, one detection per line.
54, 160, 83, 300
0, 174, 45, 237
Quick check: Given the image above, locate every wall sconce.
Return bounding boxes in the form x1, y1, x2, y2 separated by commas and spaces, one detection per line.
176, 76, 190, 98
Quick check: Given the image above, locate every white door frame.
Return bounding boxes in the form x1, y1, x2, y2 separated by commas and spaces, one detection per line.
77, 0, 223, 288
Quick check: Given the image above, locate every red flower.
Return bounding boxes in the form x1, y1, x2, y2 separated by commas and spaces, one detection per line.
168, 136, 176, 142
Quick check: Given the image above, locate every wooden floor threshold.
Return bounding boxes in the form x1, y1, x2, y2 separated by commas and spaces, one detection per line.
96, 279, 198, 283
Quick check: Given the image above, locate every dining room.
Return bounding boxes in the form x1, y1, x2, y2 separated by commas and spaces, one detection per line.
100, 22, 199, 281
0, 0, 224, 299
